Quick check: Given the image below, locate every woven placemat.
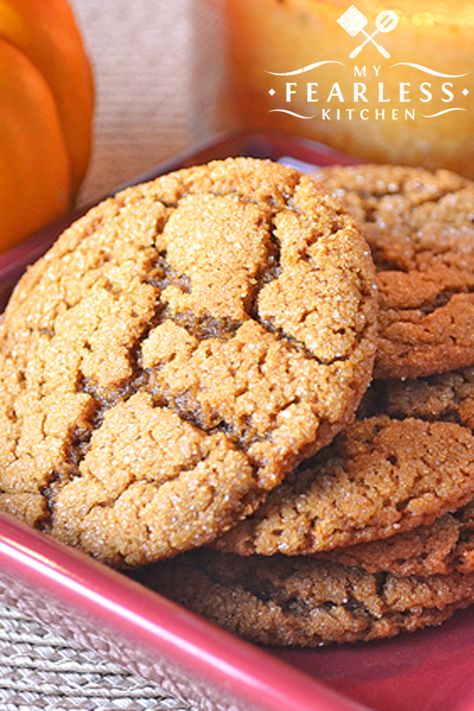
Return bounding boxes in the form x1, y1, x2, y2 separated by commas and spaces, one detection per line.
1, 1, 220, 707
0, 607, 191, 710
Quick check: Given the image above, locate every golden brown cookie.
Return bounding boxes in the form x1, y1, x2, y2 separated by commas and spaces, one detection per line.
136, 550, 474, 646
322, 501, 474, 578
215, 415, 474, 556
312, 165, 474, 379
0, 157, 377, 566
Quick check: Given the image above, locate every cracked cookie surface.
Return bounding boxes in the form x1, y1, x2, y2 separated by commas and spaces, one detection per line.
136, 550, 474, 646
378, 366, 474, 430
215, 413, 474, 556
0, 157, 377, 566
320, 367, 474, 577
312, 164, 474, 379
322, 501, 474, 577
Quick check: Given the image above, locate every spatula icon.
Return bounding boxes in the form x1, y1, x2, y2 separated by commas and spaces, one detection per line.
337, 6, 398, 59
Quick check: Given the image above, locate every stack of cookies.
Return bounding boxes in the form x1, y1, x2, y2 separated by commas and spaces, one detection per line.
0, 158, 473, 646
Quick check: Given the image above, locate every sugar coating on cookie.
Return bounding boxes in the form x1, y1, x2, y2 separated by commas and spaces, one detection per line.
322, 367, 474, 577
0, 158, 377, 566
312, 165, 474, 379
215, 414, 474, 556
137, 550, 474, 646
322, 501, 474, 577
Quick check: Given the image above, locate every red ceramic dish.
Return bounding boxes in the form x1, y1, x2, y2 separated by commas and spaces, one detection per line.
0, 132, 472, 711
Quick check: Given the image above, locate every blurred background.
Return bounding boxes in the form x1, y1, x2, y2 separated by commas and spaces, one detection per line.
2, 0, 472, 252
71, 0, 197, 205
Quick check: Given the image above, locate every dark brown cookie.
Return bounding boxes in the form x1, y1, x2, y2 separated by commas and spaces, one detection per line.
321, 501, 474, 577
312, 165, 474, 379
0, 157, 377, 566
136, 550, 474, 646
319, 368, 474, 577
215, 415, 474, 556
379, 366, 474, 430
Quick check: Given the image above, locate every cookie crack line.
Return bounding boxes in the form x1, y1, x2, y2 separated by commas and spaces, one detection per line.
312, 164, 474, 380
231, 568, 384, 622
321, 501, 474, 577
352, 183, 469, 245
253, 277, 374, 366
214, 409, 474, 558
63, 175, 365, 467
67, 233, 263, 468
393, 285, 474, 318
372, 366, 474, 429
402, 184, 472, 229
144, 552, 474, 646
0, 158, 378, 564
347, 171, 461, 206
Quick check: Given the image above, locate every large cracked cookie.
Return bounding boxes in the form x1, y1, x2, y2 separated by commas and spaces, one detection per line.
312, 165, 474, 379
215, 414, 474, 556
0, 157, 377, 566
136, 550, 474, 646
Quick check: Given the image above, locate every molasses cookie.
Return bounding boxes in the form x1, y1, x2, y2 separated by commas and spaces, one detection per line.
215, 415, 474, 556
322, 501, 474, 577
310, 368, 474, 575
137, 550, 474, 646
380, 366, 474, 429
0, 157, 377, 566
312, 165, 474, 379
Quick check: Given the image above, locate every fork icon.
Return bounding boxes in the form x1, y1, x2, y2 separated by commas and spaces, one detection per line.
337, 5, 399, 59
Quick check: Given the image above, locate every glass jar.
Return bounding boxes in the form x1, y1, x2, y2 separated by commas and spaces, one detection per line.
224, 0, 474, 176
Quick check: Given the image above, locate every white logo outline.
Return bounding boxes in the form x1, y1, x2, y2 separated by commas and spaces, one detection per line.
337, 5, 399, 59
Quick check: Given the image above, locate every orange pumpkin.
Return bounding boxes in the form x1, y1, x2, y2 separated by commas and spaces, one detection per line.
0, 0, 94, 251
